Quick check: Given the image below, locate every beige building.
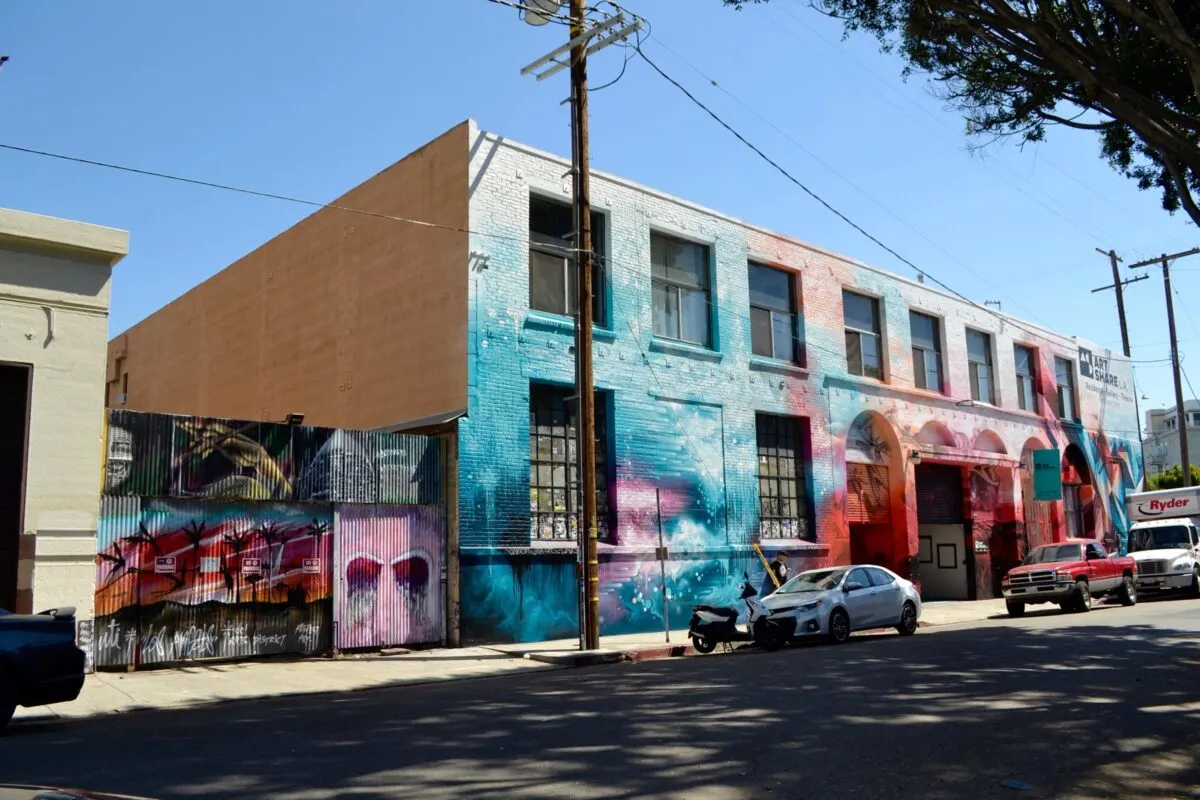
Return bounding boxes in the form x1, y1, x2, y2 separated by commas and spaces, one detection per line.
1145, 400, 1200, 477
0, 208, 128, 616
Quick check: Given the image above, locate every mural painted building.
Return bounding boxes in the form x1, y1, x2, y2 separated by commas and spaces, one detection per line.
107, 121, 1142, 646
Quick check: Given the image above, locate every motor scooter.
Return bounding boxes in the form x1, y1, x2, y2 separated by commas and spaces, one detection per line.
688, 572, 786, 653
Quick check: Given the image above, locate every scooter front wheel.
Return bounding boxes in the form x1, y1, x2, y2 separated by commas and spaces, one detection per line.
691, 634, 718, 654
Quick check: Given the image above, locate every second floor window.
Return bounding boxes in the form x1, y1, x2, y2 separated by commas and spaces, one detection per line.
909, 311, 943, 392
843, 290, 882, 379
749, 262, 799, 362
1055, 357, 1077, 420
529, 195, 606, 324
966, 329, 994, 404
651, 233, 711, 346
1014, 345, 1036, 412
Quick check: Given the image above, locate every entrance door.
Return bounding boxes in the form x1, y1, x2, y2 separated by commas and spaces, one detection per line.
0, 364, 30, 612
918, 526, 970, 600
915, 463, 969, 601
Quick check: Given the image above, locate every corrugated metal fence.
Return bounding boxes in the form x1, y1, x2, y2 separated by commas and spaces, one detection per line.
96, 409, 447, 669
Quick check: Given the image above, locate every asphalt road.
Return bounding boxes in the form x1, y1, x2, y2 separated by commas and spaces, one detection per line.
6, 598, 1200, 800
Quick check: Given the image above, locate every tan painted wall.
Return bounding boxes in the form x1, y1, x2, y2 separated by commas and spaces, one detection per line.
0, 208, 127, 616
107, 121, 471, 430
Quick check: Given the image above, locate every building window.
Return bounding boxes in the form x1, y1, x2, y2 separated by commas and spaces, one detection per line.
843, 291, 883, 380
528, 195, 606, 324
651, 233, 711, 346
1055, 357, 1077, 420
529, 383, 610, 541
749, 262, 799, 363
756, 414, 812, 540
909, 311, 943, 392
1014, 345, 1036, 412
966, 329, 994, 404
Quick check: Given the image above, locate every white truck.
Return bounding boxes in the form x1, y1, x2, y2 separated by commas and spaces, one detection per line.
1126, 486, 1200, 597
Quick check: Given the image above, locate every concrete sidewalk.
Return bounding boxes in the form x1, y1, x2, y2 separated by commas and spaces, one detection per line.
12, 599, 1005, 724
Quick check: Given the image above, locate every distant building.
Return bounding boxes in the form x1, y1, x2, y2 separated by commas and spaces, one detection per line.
105, 121, 1142, 644
0, 208, 127, 615
1144, 400, 1200, 475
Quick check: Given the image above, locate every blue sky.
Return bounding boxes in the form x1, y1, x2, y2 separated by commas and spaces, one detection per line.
2, 0, 1197, 422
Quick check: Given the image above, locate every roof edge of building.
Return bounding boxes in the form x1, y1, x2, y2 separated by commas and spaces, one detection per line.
0, 207, 129, 265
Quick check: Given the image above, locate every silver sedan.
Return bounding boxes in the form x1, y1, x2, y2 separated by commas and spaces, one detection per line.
760, 565, 922, 644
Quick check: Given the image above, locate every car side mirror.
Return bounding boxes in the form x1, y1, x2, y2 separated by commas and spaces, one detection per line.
844, 581, 864, 593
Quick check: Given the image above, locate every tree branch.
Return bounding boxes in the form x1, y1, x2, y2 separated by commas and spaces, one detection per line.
1036, 109, 1112, 130
1159, 148, 1200, 228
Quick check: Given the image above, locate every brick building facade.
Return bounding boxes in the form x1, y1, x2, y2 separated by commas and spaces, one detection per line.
109, 120, 1142, 645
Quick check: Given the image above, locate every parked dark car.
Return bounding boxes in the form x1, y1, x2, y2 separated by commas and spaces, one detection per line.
0, 606, 87, 730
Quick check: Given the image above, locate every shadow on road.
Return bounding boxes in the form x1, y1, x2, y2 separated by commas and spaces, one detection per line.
7, 616, 1200, 800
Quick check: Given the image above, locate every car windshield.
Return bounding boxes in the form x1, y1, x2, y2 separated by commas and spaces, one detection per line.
1024, 544, 1084, 564
1130, 525, 1192, 551
775, 568, 848, 594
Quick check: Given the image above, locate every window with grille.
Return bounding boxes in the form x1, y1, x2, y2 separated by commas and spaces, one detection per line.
749, 262, 800, 363
1055, 357, 1077, 420
1014, 345, 1037, 412
529, 383, 611, 542
756, 414, 812, 540
909, 311, 943, 392
528, 195, 606, 325
652, 232, 712, 346
843, 291, 883, 379
966, 329, 994, 404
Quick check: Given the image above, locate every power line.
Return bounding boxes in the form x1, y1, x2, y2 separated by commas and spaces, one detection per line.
631, 42, 1080, 351
642, 32, 1050, 327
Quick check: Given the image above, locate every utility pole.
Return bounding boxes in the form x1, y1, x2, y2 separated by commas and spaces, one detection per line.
569, 0, 600, 652
1092, 249, 1149, 468
1130, 248, 1200, 487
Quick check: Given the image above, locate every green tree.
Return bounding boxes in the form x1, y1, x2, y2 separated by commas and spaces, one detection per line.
1147, 463, 1200, 489
724, 1, 1200, 226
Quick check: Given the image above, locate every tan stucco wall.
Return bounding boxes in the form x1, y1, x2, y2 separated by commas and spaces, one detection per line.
107, 120, 471, 430
0, 208, 127, 616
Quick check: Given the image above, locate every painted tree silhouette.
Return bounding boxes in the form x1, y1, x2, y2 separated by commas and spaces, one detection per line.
223, 527, 256, 602
181, 520, 207, 599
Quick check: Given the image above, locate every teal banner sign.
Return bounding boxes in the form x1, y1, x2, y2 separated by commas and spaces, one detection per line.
1032, 449, 1062, 501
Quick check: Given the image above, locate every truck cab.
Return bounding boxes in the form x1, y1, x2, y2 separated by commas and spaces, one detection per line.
1126, 488, 1200, 597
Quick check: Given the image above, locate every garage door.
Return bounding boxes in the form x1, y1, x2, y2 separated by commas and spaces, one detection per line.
916, 463, 963, 524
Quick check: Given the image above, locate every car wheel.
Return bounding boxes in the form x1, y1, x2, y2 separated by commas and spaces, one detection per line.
1118, 575, 1137, 607
1074, 580, 1091, 613
1005, 600, 1026, 618
896, 601, 919, 635
828, 609, 851, 644
691, 635, 717, 654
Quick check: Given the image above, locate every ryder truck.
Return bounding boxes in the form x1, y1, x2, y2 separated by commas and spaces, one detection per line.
1126, 486, 1200, 597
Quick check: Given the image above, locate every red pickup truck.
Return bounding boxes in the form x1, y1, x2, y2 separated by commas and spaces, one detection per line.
1001, 538, 1137, 617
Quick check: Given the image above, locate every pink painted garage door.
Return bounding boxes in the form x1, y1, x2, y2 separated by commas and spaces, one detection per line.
334, 505, 444, 650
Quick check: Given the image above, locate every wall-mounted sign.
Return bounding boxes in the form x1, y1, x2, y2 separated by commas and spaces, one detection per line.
302, 558, 321, 574
973, 539, 988, 553
241, 557, 262, 576
1033, 449, 1063, 501
154, 556, 176, 574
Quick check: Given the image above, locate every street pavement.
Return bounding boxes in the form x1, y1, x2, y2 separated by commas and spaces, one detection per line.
5, 597, 1200, 799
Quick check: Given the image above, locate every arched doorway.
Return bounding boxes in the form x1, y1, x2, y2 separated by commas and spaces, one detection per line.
845, 412, 904, 575
1062, 444, 1096, 538
969, 431, 1018, 598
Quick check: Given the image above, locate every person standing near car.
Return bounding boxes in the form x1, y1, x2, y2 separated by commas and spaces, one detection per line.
761, 551, 789, 597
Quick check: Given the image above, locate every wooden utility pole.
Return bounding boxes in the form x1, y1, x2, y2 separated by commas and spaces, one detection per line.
1091, 249, 1148, 461
569, 0, 600, 651
1131, 248, 1200, 487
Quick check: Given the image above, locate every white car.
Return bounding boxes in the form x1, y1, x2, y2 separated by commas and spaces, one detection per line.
760, 565, 922, 644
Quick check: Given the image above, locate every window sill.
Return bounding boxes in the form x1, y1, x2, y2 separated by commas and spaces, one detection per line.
649, 337, 723, 362
756, 539, 828, 551
524, 310, 617, 341
748, 355, 808, 378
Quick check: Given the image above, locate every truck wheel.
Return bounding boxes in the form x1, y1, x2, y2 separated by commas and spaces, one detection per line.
1073, 580, 1091, 613
1005, 600, 1026, 618
1190, 568, 1200, 599
1118, 575, 1137, 607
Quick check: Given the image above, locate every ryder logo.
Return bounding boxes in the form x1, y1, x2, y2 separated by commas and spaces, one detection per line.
1136, 497, 1194, 516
